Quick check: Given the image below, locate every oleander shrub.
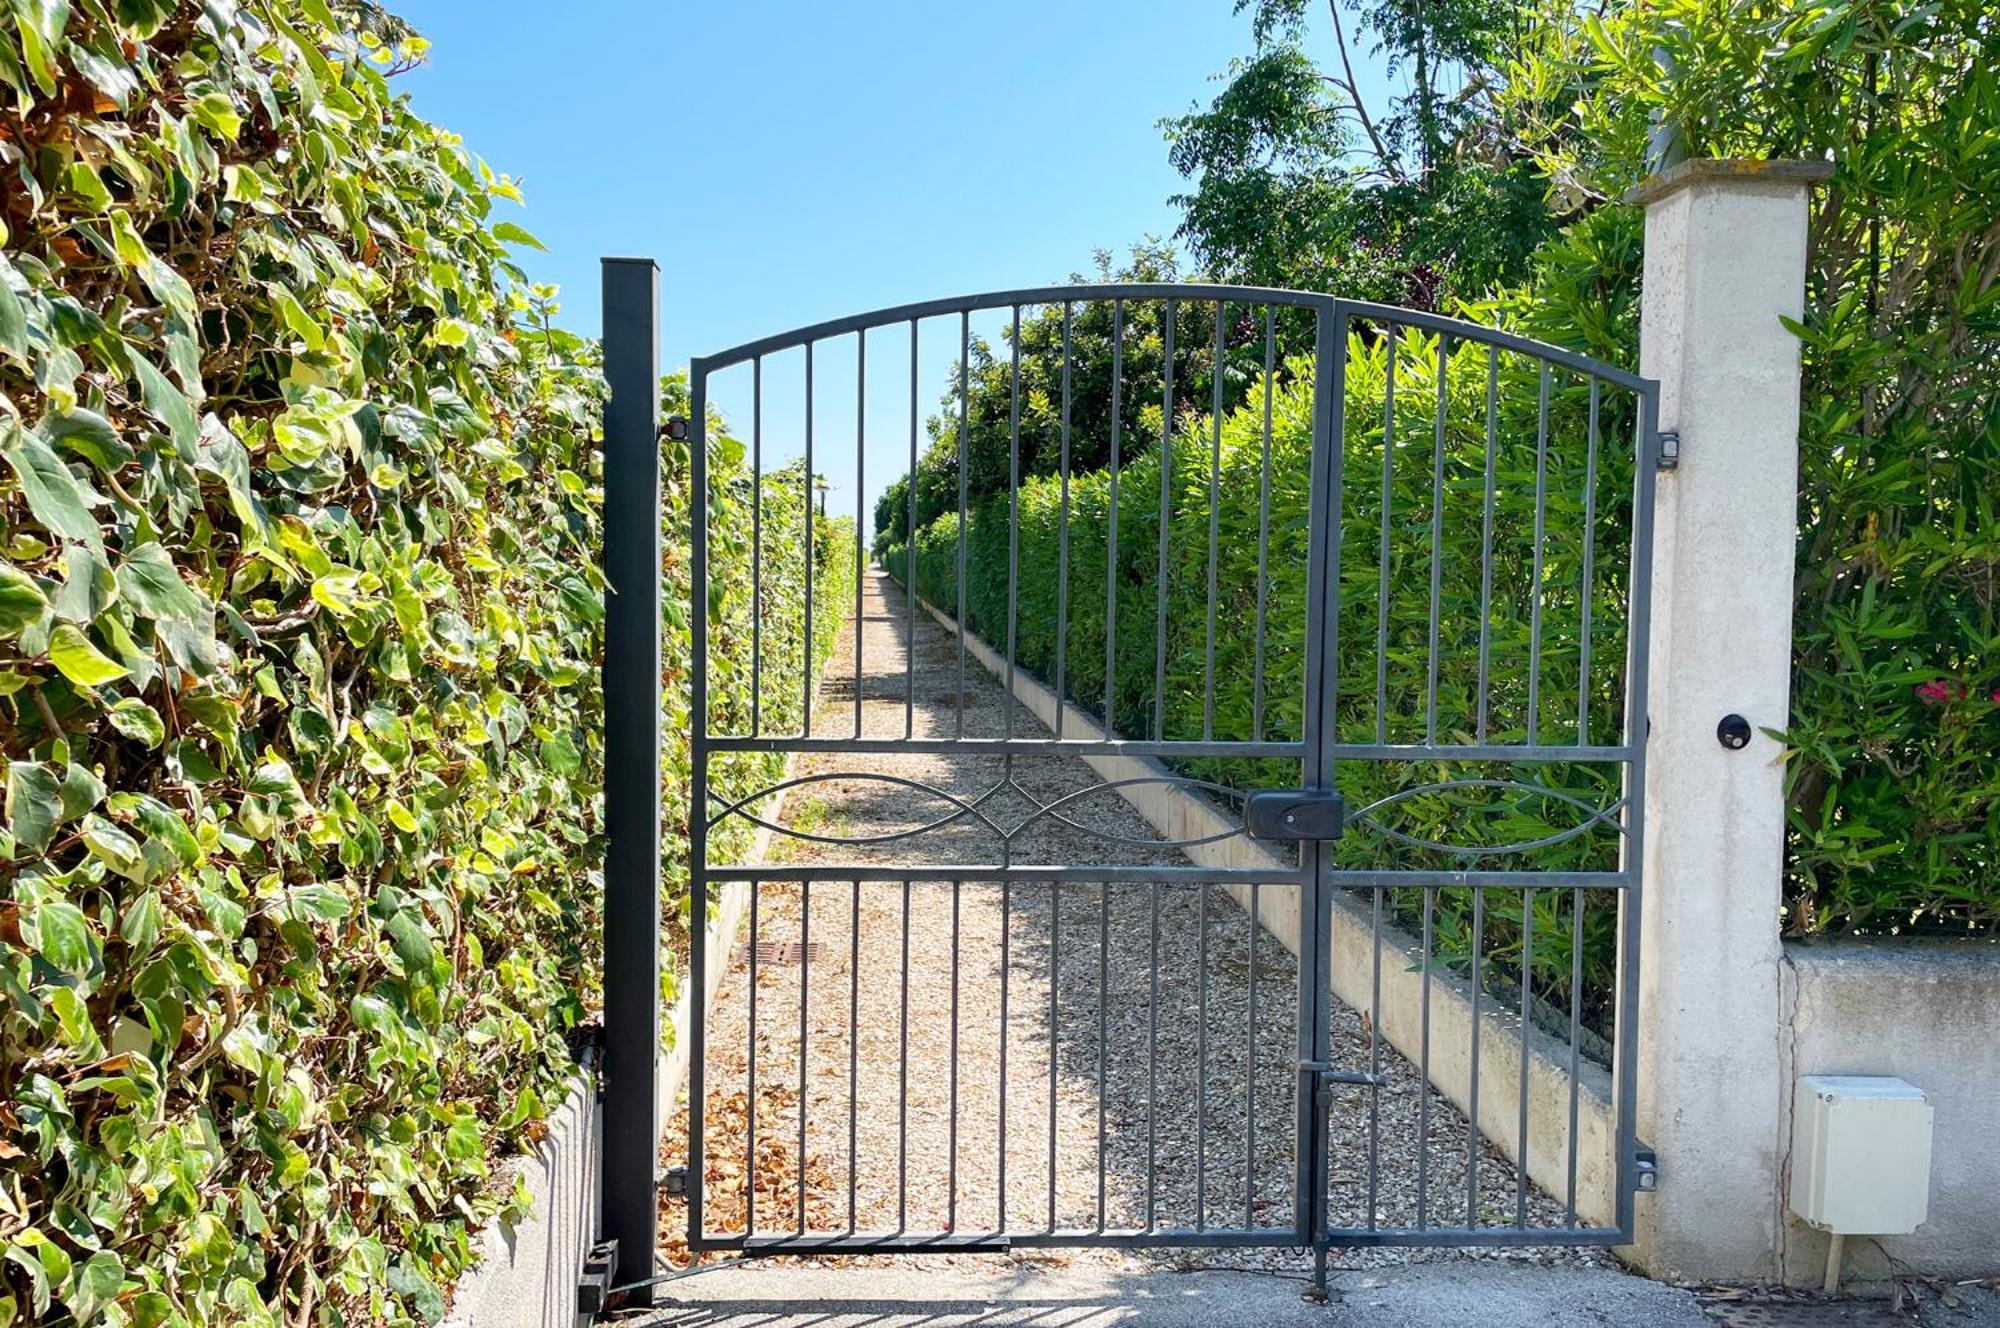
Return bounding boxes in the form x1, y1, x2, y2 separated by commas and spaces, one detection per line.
1495, 0, 2000, 936
885, 321, 1636, 1018
0, 5, 850, 1325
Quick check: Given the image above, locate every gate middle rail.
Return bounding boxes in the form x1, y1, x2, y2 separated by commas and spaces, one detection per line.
663, 282, 1658, 1296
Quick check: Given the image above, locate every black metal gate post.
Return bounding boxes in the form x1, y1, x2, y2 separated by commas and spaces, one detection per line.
600, 256, 661, 1300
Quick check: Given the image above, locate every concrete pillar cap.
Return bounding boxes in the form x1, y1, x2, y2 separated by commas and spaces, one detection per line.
1622, 157, 1835, 206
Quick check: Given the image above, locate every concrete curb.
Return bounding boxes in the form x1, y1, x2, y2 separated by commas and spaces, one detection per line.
915, 592, 1618, 1226
442, 1069, 598, 1328
443, 781, 793, 1325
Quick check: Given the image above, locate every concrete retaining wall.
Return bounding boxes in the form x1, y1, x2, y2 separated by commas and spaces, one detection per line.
919, 596, 1619, 1226
446, 788, 787, 1324
1777, 939, 2000, 1284
443, 1069, 599, 1328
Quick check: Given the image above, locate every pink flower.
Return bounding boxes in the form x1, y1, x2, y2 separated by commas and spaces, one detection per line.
1991, 687, 2000, 704
1915, 680, 1964, 705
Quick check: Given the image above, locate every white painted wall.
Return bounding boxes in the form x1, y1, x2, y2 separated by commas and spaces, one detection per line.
1778, 941, 2000, 1284
1628, 158, 1825, 1282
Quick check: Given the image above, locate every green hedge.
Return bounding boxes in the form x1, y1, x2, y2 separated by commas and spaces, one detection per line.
0, 6, 849, 1325
885, 325, 1633, 1014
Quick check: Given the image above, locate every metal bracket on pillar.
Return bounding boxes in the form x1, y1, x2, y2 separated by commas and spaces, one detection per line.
1636, 1143, 1660, 1192
1656, 429, 1681, 471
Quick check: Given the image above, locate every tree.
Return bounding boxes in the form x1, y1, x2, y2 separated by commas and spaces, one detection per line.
875, 244, 1312, 549
1164, 0, 1555, 307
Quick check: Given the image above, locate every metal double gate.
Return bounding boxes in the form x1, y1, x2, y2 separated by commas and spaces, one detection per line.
600, 273, 1658, 1301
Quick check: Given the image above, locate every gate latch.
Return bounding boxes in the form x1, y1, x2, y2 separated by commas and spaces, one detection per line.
661, 1165, 688, 1198
1245, 789, 1345, 842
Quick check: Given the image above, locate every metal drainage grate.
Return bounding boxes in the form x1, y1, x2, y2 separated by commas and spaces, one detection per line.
738, 940, 821, 968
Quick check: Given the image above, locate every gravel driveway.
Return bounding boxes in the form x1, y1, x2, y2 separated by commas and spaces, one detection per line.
662, 569, 1595, 1275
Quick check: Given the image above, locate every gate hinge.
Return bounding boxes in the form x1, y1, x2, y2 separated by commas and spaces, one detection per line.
577, 1239, 618, 1313
663, 415, 690, 442
1655, 429, 1681, 471
661, 1165, 688, 1198
1635, 1144, 1659, 1192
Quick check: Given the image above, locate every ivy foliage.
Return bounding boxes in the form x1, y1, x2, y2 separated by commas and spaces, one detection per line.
0, 3, 618, 1323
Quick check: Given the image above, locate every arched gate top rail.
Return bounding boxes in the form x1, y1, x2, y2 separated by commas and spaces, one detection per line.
693, 282, 1653, 395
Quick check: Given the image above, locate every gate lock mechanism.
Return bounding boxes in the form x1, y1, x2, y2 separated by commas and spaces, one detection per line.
1245, 789, 1346, 842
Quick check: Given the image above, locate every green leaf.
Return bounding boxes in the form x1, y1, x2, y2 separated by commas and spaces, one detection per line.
5, 762, 61, 852
80, 814, 142, 878
117, 542, 207, 623
105, 697, 165, 747
491, 221, 545, 250
189, 90, 242, 141
132, 353, 198, 452
287, 882, 350, 922
2, 424, 103, 551
58, 761, 103, 821
40, 407, 133, 472
0, 564, 49, 637
48, 623, 129, 687
31, 900, 94, 977
0, 260, 28, 364
119, 890, 162, 954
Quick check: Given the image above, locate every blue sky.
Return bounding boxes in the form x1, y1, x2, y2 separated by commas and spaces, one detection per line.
390, 1, 1373, 536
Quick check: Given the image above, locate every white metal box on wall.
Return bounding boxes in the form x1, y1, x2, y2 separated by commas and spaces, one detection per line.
1789, 1075, 1934, 1234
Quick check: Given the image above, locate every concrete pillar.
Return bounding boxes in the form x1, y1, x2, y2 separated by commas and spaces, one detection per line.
1625, 158, 1829, 1281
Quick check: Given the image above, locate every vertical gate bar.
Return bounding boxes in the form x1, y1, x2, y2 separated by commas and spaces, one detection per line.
1154, 301, 1176, 742
1097, 880, 1110, 1233
848, 882, 861, 1233
1466, 885, 1485, 1228
899, 878, 912, 1233
747, 885, 759, 1237
798, 879, 812, 1234
1195, 879, 1210, 1229
949, 878, 962, 1228
1299, 304, 1344, 1284
804, 341, 815, 736
906, 321, 919, 739
752, 355, 762, 736
1365, 887, 1384, 1229
1203, 301, 1223, 741
1527, 362, 1551, 745
1007, 306, 1022, 740
956, 312, 970, 738
1375, 322, 1396, 744
1614, 385, 1662, 1236
1426, 336, 1449, 745
1048, 880, 1061, 1232
1475, 347, 1499, 744
1105, 301, 1123, 729
854, 332, 865, 739
1515, 886, 1535, 1228
1417, 886, 1435, 1229
1147, 880, 1161, 1231
1578, 379, 1601, 744
1245, 879, 1259, 1228
600, 258, 659, 1286
1566, 886, 1585, 1226
999, 876, 1011, 1232
1056, 301, 1074, 737
1253, 306, 1275, 742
